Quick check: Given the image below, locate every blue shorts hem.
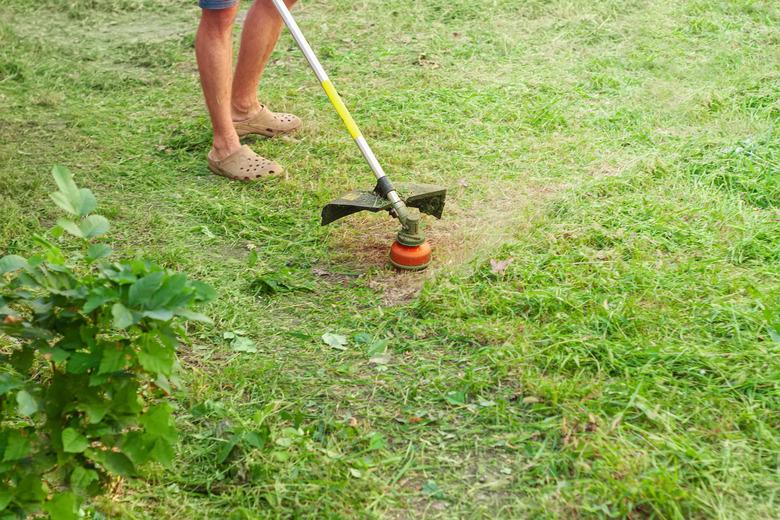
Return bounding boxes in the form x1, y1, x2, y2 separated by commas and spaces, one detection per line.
199, 0, 238, 9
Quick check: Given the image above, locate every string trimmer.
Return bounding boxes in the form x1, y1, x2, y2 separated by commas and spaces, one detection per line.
271, 0, 447, 270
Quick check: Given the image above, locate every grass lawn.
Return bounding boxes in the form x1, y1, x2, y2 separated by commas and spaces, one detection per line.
1, 0, 779, 517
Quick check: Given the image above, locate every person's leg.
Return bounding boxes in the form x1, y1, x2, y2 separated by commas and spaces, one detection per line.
231, 0, 297, 120
196, 2, 241, 161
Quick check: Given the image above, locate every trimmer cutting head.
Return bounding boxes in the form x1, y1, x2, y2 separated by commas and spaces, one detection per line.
321, 182, 446, 227
322, 182, 446, 271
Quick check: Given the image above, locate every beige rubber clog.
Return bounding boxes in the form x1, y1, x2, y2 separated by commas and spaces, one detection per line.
233, 105, 302, 138
207, 145, 283, 182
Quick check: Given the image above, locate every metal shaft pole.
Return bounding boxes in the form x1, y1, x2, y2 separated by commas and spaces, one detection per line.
270, 0, 408, 218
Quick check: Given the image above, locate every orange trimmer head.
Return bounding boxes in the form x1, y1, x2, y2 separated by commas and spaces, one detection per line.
321, 182, 446, 270
390, 238, 433, 271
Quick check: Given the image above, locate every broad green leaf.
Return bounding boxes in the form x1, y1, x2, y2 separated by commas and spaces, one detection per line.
2, 430, 31, 461
0, 255, 27, 274
83, 287, 118, 313
0, 373, 23, 395
256, 274, 283, 295
155, 373, 173, 394
15, 390, 38, 416
369, 354, 392, 366
87, 449, 136, 477
101, 265, 137, 284
231, 336, 257, 353
147, 273, 187, 309
769, 326, 780, 344
129, 271, 165, 308
87, 371, 111, 385
322, 332, 348, 350
422, 480, 445, 499
66, 351, 100, 374
217, 436, 239, 464
111, 303, 134, 329
138, 334, 174, 375
1, 323, 51, 340
76, 188, 97, 216
122, 431, 151, 465
0, 488, 12, 511
191, 280, 217, 302
367, 339, 388, 357
40, 346, 69, 363
50, 190, 96, 219
70, 467, 99, 492
175, 309, 213, 324
98, 345, 125, 374
50, 225, 65, 238
52, 165, 79, 202
142, 309, 174, 321
50, 191, 79, 217
86, 243, 112, 263
367, 432, 386, 451
30, 234, 63, 258
44, 492, 80, 520
79, 215, 110, 238
78, 401, 109, 424
353, 332, 373, 345
156, 326, 179, 349
57, 218, 84, 238
14, 474, 45, 503
66, 329, 93, 351
10, 347, 34, 372
445, 390, 467, 405
62, 428, 89, 453
243, 428, 269, 450
51, 165, 96, 217
29, 298, 53, 315
150, 438, 175, 466
112, 380, 142, 415
140, 404, 177, 442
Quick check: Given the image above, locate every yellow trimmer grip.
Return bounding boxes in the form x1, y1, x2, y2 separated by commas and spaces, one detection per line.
321, 79, 363, 140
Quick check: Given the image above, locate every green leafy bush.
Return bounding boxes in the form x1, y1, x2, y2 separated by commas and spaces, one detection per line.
0, 167, 214, 518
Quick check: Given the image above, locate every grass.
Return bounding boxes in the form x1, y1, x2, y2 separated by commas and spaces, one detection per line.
1, 0, 779, 517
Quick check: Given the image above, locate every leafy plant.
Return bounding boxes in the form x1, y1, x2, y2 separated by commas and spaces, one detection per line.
0, 167, 214, 518
250, 268, 314, 297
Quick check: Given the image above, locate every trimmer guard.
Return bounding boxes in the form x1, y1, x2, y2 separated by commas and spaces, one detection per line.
321, 183, 447, 226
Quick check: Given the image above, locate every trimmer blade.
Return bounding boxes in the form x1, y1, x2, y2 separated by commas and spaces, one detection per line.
402, 183, 447, 221
321, 182, 447, 226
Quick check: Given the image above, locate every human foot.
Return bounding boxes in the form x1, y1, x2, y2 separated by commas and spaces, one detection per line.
232, 104, 302, 138
209, 138, 243, 163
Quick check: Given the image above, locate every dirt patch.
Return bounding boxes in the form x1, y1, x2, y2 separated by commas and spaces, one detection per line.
326, 179, 565, 306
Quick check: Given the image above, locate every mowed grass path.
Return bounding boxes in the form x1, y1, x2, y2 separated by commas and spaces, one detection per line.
1, 0, 779, 518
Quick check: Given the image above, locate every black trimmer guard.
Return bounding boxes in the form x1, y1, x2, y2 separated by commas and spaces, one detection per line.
321, 183, 447, 226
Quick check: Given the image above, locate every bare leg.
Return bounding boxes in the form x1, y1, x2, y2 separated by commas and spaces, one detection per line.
231, 0, 298, 120
196, 5, 241, 161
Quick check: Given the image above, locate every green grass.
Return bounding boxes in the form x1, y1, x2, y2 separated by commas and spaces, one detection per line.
1, 0, 779, 517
